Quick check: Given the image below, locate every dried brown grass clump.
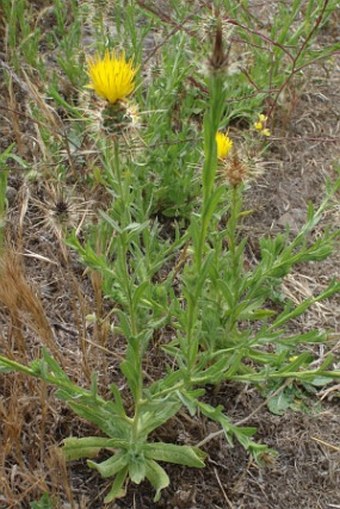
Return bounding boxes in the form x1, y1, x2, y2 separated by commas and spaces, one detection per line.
0, 371, 76, 508
0, 373, 50, 508
0, 250, 63, 364
0, 251, 77, 507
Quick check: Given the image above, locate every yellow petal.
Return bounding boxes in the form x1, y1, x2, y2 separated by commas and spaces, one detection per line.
87, 50, 137, 104
216, 132, 233, 159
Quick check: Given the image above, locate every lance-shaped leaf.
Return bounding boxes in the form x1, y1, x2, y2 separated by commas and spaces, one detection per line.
137, 397, 181, 438
144, 459, 170, 502
88, 450, 128, 478
144, 442, 206, 468
128, 452, 146, 485
104, 466, 128, 503
63, 436, 129, 461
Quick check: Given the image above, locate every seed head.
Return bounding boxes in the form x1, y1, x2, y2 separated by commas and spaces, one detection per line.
219, 149, 249, 187
208, 19, 229, 72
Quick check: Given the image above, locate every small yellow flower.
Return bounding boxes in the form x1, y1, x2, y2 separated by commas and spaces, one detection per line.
216, 131, 233, 159
254, 113, 271, 137
254, 120, 263, 131
87, 49, 137, 104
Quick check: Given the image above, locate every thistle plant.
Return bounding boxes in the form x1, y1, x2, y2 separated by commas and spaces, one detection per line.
0, 13, 339, 507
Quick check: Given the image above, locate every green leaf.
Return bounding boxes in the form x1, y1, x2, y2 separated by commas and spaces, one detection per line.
0, 365, 12, 373
196, 400, 272, 458
267, 391, 291, 415
98, 210, 122, 233
132, 281, 150, 308
277, 330, 326, 346
63, 436, 129, 461
307, 376, 333, 387
176, 389, 201, 416
88, 450, 128, 478
124, 221, 149, 235
137, 398, 181, 438
128, 453, 146, 484
144, 459, 170, 502
41, 349, 71, 382
29, 493, 53, 509
144, 442, 206, 468
65, 400, 129, 438
120, 359, 140, 400
0, 143, 16, 164
109, 383, 128, 416
216, 279, 235, 309
271, 280, 340, 330
246, 308, 277, 320
318, 354, 337, 371
0, 355, 36, 377
194, 351, 243, 384
277, 352, 314, 374
104, 466, 128, 503
202, 186, 225, 226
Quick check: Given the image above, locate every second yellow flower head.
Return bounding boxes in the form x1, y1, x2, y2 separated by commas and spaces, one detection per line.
216, 132, 233, 160
87, 49, 137, 104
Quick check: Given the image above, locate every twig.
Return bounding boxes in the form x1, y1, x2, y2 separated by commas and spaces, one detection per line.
311, 436, 340, 452
213, 467, 235, 509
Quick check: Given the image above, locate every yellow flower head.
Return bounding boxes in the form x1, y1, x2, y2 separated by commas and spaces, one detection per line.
87, 50, 137, 104
216, 131, 233, 160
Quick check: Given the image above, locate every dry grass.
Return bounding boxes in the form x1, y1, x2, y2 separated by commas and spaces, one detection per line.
0, 251, 62, 362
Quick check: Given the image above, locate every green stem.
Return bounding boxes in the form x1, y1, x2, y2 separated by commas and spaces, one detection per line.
196, 74, 224, 270
120, 236, 143, 437
108, 139, 144, 443
228, 186, 238, 263
113, 140, 124, 202
226, 185, 243, 332
184, 71, 227, 376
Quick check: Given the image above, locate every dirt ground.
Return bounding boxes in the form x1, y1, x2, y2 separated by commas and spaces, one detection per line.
0, 2, 339, 509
